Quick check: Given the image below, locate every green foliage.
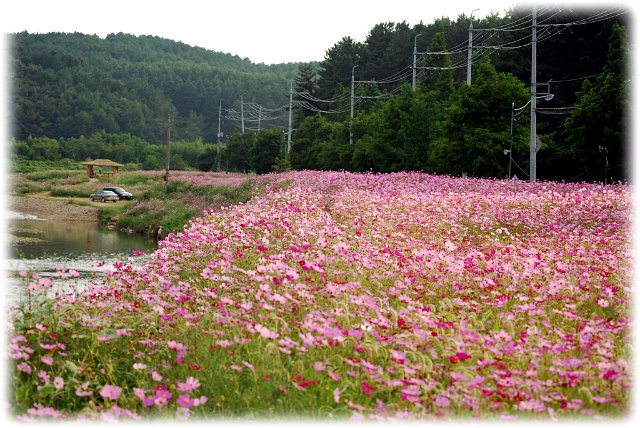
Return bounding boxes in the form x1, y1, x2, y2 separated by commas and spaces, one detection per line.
10, 31, 301, 144
9, 159, 84, 173
272, 157, 291, 173
226, 131, 254, 173
317, 37, 362, 101
288, 114, 332, 170
289, 118, 352, 171
565, 22, 630, 183
251, 128, 285, 175
429, 58, 529, 178
116, 176, 256, 234
418, 32, 455, 99
196, 145, 219, 172
9, 7, 629, 182
10, 132, 209, 171
294, 64, 320, 118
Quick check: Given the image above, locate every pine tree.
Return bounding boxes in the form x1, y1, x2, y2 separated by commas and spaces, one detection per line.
565, 22, 630, 183
294, 63, 319, 118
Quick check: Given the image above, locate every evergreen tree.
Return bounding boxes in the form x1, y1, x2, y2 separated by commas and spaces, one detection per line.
251, 128, 283, 174
565, 22, 630, 183
225, 130, 254, 173
429, 58, 529, 177
293, 63, 320, 120
419, 32, 455, 100
317, 37, 362, 101
289, 114, 331, 170
294, 64, 318, 95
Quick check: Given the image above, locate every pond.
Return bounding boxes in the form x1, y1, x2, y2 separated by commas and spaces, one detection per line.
4, 210, 158, 304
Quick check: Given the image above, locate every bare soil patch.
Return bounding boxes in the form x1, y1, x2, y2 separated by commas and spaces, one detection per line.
9, 193, 100, 222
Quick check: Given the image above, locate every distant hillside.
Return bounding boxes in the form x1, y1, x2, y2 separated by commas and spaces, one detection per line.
9, 31, 304, 143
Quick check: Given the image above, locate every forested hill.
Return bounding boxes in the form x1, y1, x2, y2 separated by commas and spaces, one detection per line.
8, 6, 631, 182
10, 31, 303, 143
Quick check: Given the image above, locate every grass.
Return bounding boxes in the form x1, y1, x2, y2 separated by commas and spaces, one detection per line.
10, 169, 255, 236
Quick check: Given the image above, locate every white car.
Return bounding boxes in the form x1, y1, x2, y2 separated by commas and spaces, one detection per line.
90, 190, 119, 203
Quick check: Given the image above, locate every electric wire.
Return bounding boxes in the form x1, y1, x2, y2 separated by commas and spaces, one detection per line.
225, 7, 626, 126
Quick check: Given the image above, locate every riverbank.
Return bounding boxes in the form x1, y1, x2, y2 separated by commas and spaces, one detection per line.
9, 195, 100, 223
8, 195, 100, 245
9, 171, 256, 239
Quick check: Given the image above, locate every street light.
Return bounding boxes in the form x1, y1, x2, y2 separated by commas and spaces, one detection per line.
509, 93, 554, 179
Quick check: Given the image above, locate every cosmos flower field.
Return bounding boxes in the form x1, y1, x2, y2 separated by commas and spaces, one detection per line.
6, 170, 633, 422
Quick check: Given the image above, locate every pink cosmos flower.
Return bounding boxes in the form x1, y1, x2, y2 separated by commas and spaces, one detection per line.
153, 390, 173, 409
75, 381, 93, 397
176, 407, 190, 421
177, 395, 195, 407
38, 370, 50, 383
167, 341, 186, 351
176, 382, 194, 393
434, 395, 451, 407
193, 395, 208, 406
328, 370, 341, 381
133, 387, 146, 400
40, 356, 53, 366
100, 384, 122, 400
350, 411, 365, 421
17, 362, 31, 373
53, 377, 64, 390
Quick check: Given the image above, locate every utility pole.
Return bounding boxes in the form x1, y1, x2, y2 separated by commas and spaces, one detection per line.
413, 34, 422, 91
529, 6, 537, 182
287, 80, 293, 154
164, 116, 171, 183
241, 94, 245, 133
467, 9, 479, 85
350, 65, 357, 144
509, 102, 514, 179
217, 99, 223, 171
217, 99, 223, 144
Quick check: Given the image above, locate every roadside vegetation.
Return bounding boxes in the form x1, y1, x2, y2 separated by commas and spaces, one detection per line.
7, 170, 632, 422
9, 166, 254, 236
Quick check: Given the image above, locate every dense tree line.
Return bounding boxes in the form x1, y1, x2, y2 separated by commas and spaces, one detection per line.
10, 31, 301, 145
9, 5, 631, 182
290, 6, 630, 182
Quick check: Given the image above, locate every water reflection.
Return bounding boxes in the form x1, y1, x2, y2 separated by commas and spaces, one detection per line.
4, 212, 158, 304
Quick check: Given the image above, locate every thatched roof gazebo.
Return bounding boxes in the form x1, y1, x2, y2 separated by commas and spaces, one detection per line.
82, 159, 124, 178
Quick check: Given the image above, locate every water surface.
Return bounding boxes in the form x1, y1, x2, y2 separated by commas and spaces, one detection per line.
4, 211, 158, 304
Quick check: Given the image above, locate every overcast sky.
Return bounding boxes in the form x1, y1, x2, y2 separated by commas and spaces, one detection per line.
0, 0, 528, 65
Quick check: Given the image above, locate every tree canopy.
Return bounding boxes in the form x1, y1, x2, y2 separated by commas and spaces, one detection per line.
9, 6, 631, 181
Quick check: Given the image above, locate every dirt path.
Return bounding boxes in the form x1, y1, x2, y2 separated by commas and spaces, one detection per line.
9, 193, 103, 222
